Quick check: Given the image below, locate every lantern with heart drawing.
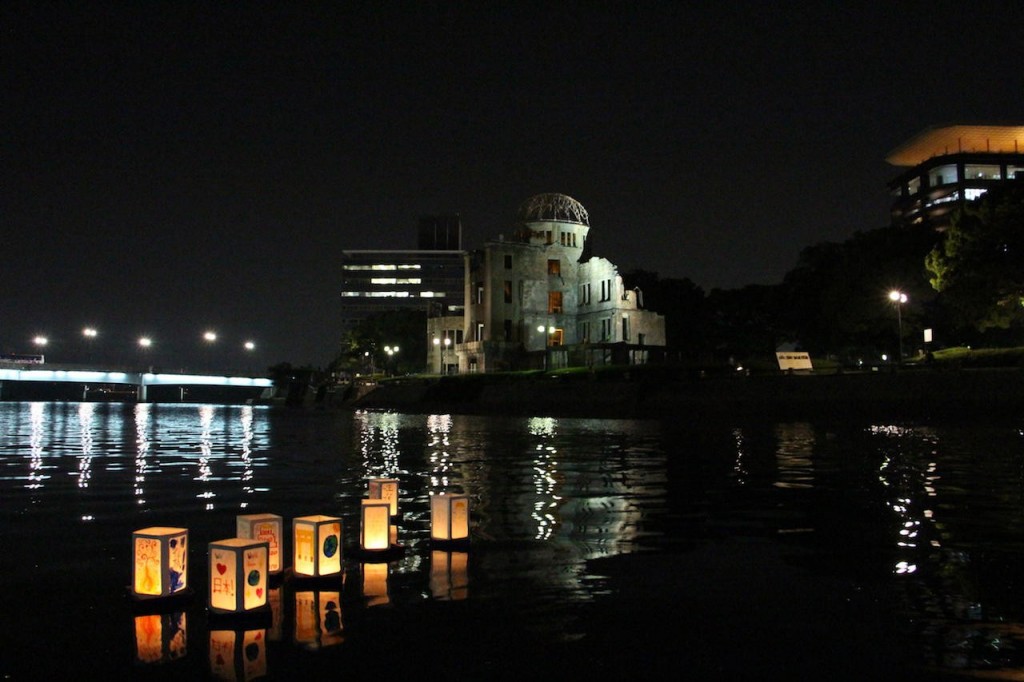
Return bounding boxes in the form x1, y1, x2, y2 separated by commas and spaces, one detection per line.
208, 538, 269, 614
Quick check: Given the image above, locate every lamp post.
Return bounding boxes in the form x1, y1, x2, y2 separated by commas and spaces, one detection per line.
202, 331, 217, 372
384, 345, 400, 376
432, 337, 451, 374
888, 290, 907, 363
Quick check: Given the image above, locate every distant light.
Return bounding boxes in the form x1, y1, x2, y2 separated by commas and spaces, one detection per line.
33, 335, 48, 346
888, 290, 907, 304
82, 328, 98, 338
244, 341, 255, 351
203, 331, 217, 343
138, 337, 152, 348
537, 325, 546, 333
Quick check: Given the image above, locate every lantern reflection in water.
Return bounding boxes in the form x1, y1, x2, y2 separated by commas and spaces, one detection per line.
430, 550, 469, 601
294, 590, 344, 650
362, 562, 390, 607
132, 527, 188, 599
133, 612, 187, 665
209, 628, 267, 682
236, 513, 283, 574
293, 515, 342, 577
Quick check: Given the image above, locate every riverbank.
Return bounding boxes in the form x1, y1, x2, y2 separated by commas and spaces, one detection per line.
340, 367, 1024, 421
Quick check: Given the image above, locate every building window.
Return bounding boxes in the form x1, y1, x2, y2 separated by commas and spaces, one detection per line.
550, 328, 564, 346
504, 254, 512, 269
476, 284, 484, 304
578, 321, 590, 343
600, 278, 612, 302
1009, 166, 1022, 179
621, 315, 630, 342
547, 259, 560, 276
965, 164, 1001, 180
504, 280, 512, 303
601, 318, 612, 341
476, 323, 484, 341
545, 230, 553, 244
907, 177, 921, 195
548, 291, 563, 314
928, 164, 958, 187
503, 319, 513, 341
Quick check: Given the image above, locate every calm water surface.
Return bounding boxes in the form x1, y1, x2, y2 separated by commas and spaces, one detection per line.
1, 401, 1023, 679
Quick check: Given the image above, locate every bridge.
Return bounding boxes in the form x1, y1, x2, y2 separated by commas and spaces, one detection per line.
0, 363, 274, 402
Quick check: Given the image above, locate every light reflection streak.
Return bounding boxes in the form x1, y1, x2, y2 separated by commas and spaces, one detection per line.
134, 403, 150, 505
774, 423, 815, 490
197, 405, 214, 510
731, 427, 748, 484
528, 417, 561, 541
356, 411, 400, 479
26, 402, 46, 490
238, 406, 255, 503
76, 402, 94, 488
427, 413, 453, 493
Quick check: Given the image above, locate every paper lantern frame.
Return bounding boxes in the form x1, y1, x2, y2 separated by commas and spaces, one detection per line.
430, 494, 470, 543
360, 500, 392, 552
368, 478, 400, 516
236, 513, 283, 574
132, 527, 189, 599
292, 515, 343, 578
208, 538, 270, 614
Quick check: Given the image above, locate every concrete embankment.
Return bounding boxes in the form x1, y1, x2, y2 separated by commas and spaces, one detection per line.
342, 368, 1024, 421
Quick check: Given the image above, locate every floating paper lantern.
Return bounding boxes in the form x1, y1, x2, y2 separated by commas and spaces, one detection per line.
133, 612, 187, 665
368, 478, 400, 515
132, 527, 189, 599
360, 500, 391, 551
209, 628, 267, 681
430, 494, 470, 542
208, 538, 269, 614
294, 590, 344, 649
236, 513, 283, 574
292, 515, 343, 577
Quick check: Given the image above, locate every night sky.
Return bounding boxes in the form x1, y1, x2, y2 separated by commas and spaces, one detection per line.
3, 2, 1023, 369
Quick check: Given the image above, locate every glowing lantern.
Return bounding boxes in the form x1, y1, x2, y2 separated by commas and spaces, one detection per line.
292, 515, 343, 577
133, 612, 187, 665
208, 538, 269, 614
430, 494, 470, 542
209, 628, 267, 681
132, 527, 188, 599
294, 590, 344, 649
368, 478, 399, 515
360, 500, 391, 552
236, 513, 283, 574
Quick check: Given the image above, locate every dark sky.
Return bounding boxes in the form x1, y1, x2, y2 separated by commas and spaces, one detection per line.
3, 2, 1023, 369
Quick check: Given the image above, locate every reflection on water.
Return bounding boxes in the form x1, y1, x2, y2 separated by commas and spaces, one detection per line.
2, 402, 1024, 678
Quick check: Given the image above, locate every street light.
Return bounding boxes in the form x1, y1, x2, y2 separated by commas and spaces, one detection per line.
82, 327, 98, 364
33, 335, 48, 347
433, 337, 451, 374
888, 290, 908, 362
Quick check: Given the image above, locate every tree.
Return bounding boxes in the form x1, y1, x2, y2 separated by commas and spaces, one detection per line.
331, 309, 428, 377
926, 183, 1024, 333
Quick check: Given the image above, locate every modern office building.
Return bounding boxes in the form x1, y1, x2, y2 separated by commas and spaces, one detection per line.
427, 193, 666, 374
340, 216, 465, 331
887, 123, 1024, 230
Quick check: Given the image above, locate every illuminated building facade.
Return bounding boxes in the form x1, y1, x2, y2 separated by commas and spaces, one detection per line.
887, 124, 1024, 230
428, 193, 666, 373
341, 216, 465, 331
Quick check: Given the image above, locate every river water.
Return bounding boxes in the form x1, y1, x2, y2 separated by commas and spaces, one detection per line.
1, 401, 1022, 680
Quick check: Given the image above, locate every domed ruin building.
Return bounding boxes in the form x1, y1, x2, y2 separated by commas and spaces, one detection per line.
427, 193, 666, 373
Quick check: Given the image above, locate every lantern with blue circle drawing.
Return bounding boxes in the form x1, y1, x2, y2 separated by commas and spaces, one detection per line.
293, 515, 343, 577
208, 538, 269, 614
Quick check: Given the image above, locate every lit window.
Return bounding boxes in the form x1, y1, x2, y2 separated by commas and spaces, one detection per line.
548, 259, 560, 276
548, 291, 563, 314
